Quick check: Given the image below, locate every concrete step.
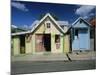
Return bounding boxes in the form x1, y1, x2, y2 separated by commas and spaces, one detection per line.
11, 53, 68, 61
11, 51, 96, 61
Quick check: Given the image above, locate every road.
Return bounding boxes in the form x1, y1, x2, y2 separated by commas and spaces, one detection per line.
11, 60, 96, 75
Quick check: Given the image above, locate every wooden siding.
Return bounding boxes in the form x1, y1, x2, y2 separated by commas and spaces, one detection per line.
35, 34, 45, 52
72, 19, 90, 51
64, 35, 70, 53
13, 36, 20, 55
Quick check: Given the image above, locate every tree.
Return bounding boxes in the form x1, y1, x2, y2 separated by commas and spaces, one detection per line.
89, 17, 96, 27
89, 17, 96, 51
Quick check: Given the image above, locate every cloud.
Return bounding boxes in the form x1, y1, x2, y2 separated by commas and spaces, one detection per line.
75, 5, 95, 19
11, 2, 28, 12
83, 13, 95, 19
11, 25, 18, 28
89, 13, 95, 16
23, 25, 29, 28
21, 25, 30, 30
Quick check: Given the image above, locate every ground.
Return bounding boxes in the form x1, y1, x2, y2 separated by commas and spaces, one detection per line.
11, 60, 96, 75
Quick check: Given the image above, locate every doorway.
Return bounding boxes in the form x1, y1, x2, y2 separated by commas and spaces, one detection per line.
35, 34, 51, 52
19, 35, 25, 54
72, 28, 89, 50
43, 34, 51, 52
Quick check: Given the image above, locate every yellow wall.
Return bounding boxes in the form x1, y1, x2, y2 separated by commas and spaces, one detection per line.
64, 34, 70, 53
25, 36, 32, 54
13, 36, 20, 55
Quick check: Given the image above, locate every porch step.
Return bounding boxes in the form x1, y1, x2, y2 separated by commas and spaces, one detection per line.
11, 53, 68, 61
11, 51, 96, 61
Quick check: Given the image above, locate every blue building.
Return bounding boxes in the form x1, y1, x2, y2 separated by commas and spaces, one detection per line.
70, 17, 91, 52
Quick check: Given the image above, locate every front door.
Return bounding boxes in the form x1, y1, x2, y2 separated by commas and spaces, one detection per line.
35, 34, 44, 52
35, 34, 51, 52
79, 29, 88, 50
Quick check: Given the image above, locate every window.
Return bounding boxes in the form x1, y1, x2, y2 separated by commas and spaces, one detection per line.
80, 20, 82, 23
75, 29, 78, 39
75, 29, 78, 36
47, 23, 50, 28
55, 35, 60, 43
55, 35, 60, 49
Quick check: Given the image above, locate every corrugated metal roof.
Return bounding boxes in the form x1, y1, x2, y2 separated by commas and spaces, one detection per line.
29, 20, 39, 29
57, 21, 69, 26
30, 20, 69, 28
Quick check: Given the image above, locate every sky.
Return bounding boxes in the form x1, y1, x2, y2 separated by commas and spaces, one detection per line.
11, 1, 96, 29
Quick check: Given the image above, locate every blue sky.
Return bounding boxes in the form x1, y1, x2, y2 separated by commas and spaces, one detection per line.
11, 1, 96, 28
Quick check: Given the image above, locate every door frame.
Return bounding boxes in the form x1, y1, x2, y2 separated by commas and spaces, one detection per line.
35, 34, 51, 52
72, 28, 89, 50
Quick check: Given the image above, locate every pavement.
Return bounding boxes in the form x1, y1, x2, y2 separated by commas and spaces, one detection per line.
11, 53, 68, 61
11, 60, 96, 75
11, 51, 96, 75
68, 51, 96, 60
11, 51, 96, 62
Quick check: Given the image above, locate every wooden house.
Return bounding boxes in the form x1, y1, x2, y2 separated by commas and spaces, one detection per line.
70, 17, 91, 52
11, 13, 70, 55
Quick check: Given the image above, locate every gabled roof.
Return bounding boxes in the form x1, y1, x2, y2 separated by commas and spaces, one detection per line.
66, 17, 92, 34
12, 13, 66, 36
72, 17, 91, 27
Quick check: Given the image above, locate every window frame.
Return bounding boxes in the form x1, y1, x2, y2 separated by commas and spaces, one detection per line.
45, 21, 51, 29
55, 35, 60, 43
74, 29, 79, 39
47, 23, 51, 28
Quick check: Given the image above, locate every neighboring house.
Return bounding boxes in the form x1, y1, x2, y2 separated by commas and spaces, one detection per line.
70, 17, 91, 52
89, 18, 96, 51
89, 18, 96, 27
89, 18, 96, 39
11, 13, 70, 55
11, 25, 27, 55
